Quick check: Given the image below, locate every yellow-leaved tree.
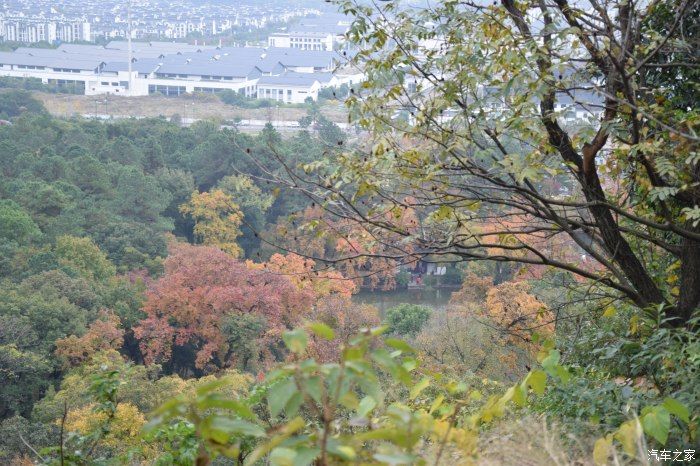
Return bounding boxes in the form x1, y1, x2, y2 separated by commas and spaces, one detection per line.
179, 189, 244, 258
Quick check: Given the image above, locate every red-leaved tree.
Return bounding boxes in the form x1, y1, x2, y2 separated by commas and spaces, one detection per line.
134, 243, 319, 373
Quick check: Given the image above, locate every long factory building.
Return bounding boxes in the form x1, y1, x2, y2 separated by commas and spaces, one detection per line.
0, 41, 362, 103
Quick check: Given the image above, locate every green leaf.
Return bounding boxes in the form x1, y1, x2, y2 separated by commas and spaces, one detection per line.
204, 416, 265, 442
526, 370, 547, 395
357, 396, 377, 417
308, 322, 335, 340
285, 391, 304, 417
384, 338, 416, 353
283, 329, 308, 354
304, 375, 323, 404
641, 406, 671, 444
540, 350, 560, 371
662, 398, 690, 423
195, 377, 230, 396
373, 452, 417, 465
540, 350, 570, 383
270, 447, 296, 466
511, 384, 526, 407
327, 442, 356, 460
292, 448, 320, 466
197, 395, 256, 420
409, 377, 430, 400
268, 378, 297, 418
429, 394, 444, 414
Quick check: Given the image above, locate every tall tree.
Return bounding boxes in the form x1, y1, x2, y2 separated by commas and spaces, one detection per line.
133, 243, 318, 374
275, 0, 699, 325
180, 189, 245, 258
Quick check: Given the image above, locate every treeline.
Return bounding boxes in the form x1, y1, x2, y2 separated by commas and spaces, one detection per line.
0, 90, 343, 448
0, 91, 487, 464
0, 90, 332, 268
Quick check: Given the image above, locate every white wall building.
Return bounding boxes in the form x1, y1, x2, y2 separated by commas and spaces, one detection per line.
268, 32, 337, 51
0, 42, 356, 100
256, 73, 322, 103
1, 16, 89, 43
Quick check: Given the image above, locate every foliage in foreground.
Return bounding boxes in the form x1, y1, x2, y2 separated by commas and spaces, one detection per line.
35, 322, 693, 466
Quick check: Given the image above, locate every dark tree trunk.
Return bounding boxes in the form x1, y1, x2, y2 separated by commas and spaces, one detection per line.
675, 223, 700, 326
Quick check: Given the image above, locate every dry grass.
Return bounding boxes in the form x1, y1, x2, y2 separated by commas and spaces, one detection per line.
476, 416, 655, 466
33, 91, 348, 123
477, 416, 596, 466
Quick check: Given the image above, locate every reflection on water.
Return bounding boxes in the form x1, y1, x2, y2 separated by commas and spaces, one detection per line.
353, 288, 454, 316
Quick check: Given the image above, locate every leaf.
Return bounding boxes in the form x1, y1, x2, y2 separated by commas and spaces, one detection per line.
526, 370, 546, 395
614, 420, 641, 457
602, 306, 616, 317
373, 452, 417, 465
304, 375, 323, 404
268, 378, 297, 418
384, 338, 416, 353
540, 350, 560, 372
327, 443, 356, 460
285, 391, 304, 417
511, 384, 526, 407
308, 322, 335, 340
593, 435, 612, 465
409, 377, 430, 400
357, 396, 377, 417
283, 329, 308, 354
195, 377, 230, 396
429, 394, 445, 414
433, 205, 452, 221
293, 448, 320, 466
197, 396, 256, 420
641, 406, 670, 444
270, 447, 296, 466
662, 398, 690, 423
204, 416, 265, 442
540, 350, 570, 383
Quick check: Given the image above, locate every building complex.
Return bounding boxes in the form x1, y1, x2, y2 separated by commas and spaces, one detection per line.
0, 41, 361, 102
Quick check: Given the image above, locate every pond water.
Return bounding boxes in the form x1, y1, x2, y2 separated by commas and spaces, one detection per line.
352, 288, 454, 316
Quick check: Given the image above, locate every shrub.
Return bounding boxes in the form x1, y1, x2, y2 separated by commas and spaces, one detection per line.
385, 303, 432, 336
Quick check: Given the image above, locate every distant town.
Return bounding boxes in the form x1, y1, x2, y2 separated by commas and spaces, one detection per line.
0, 1, 359, 102
0, 0, 330, 41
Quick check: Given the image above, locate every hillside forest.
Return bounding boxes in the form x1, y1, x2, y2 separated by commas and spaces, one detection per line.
0, 0, 698, 465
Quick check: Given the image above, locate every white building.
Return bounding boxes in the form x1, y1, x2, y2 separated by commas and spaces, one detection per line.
268, 13, 350, 51
0, 42, 356, 100
0, 16, 89, 44
268, 32, 336, 51
256, 73, 322, 103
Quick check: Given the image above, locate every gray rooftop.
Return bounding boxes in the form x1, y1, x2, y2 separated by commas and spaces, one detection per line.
257, 72, 322, 87
0, 43, 342, 81
0, 51, 103, 70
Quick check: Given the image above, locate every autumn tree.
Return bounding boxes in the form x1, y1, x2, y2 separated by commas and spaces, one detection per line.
482, 281, 554, 352
179, 189, 244, 258
55, 310, 124, 368
306, 294, 381, 363
248, 252, 355, 298
259, 205, 408, 290
216, 174, 274, 254
272, 0, 700, 326
133, 243, 321, 374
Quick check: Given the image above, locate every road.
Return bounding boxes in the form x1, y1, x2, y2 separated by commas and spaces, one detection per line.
81, 113, 354, 133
